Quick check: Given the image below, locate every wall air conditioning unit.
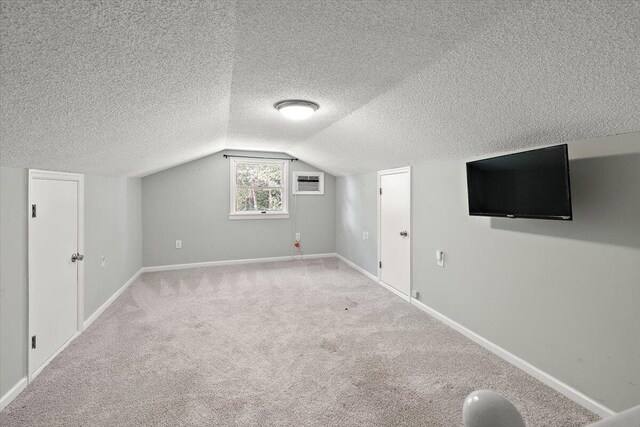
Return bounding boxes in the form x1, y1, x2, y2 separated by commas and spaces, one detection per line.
293, 171, 324, 195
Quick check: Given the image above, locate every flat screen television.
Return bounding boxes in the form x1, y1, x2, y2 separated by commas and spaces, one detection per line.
466, 144, 572, 220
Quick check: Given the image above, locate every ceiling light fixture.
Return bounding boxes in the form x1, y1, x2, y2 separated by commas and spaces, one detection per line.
274, 100, 319, 121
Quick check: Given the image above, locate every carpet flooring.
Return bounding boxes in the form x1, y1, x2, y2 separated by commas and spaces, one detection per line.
1, 258, 599, 426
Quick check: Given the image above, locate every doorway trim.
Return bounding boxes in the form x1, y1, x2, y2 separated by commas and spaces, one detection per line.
27, 169, 85, 382
377, 166, 411, 301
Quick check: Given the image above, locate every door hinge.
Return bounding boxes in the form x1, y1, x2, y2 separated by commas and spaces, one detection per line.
379, 261, 382, 269
379, 188, 382, 195
31, 335, 36, 349
32, 204, 36, 218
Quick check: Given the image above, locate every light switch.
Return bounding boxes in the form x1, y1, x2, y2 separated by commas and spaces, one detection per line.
176, 240, 182, 249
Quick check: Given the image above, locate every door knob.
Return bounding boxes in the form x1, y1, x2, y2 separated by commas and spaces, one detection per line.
71, 253, 85, 263
399, 231, 408, 237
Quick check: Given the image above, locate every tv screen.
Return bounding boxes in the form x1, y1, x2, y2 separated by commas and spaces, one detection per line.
466, 145, 572, 220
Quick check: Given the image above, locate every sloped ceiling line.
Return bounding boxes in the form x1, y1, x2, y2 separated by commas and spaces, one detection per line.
1, 1, 638, 177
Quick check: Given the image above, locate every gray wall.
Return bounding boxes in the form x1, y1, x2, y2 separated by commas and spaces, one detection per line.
335, 133, 640, 412
335, 172, 378, 275
0, 168, 143, 397
84, 175, 142, 318
142, 151, 336, 267
0, 167, 28, 397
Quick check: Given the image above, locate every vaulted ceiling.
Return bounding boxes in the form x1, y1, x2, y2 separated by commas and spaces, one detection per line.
1, 1, 639, 177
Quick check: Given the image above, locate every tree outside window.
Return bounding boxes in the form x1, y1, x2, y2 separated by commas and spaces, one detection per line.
229, 158, 289, 219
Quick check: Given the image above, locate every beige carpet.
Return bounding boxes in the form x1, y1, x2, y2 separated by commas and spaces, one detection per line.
1, 258, 599, 426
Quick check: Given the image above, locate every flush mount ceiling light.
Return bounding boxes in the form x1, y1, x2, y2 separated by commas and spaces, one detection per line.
274, 100, 319, 121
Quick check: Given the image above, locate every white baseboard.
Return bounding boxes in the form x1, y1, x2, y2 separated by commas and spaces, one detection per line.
3, 268, 146, 412
335, 253, 378, 281
83, 268, 143, 330
376, 280, 411, 302
410, 298, 615, 418
30, 331, 80, 381
335, 253, 410, 302
337, 255, 615, 418
0, 377, 27, 411
141, 253, 337, 273
6, 255, 616, 419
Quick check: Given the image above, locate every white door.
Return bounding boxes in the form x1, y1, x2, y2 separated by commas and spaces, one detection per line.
29, 171, 84, 379
378, 167, 411, 296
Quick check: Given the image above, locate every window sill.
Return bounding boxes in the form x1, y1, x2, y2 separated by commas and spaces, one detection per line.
228, 213, 290, 220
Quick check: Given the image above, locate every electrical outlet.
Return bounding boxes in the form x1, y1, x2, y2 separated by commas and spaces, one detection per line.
176, 240, 182, 249
362, 231, 369, 240
295, 233, 301, 242
101, 255, 106, 268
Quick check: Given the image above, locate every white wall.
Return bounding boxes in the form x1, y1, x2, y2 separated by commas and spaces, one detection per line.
142, 151, 336, 266
334, 132, 640, 412
0, 169, 143, 398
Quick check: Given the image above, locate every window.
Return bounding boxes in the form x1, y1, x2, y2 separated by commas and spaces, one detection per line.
229, 158, 289, 219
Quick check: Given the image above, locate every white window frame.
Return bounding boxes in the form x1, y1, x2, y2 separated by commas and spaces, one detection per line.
229, 158, 289, 220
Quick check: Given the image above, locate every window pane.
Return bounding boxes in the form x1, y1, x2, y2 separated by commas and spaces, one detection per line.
235, 188, 255, 212
236, 163, 282, 187
236, 188, 283, 212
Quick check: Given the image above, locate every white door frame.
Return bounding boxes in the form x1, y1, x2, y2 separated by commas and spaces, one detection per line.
377, 166, 412, 301
27, 169, 85, 382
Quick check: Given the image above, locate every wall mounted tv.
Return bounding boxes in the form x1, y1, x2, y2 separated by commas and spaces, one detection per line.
466, 144, 572, 220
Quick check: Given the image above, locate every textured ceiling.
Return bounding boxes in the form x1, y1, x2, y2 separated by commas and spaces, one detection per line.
293, 0, 640, 175
1, 0, 236, 176
1, 1, 639, 177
